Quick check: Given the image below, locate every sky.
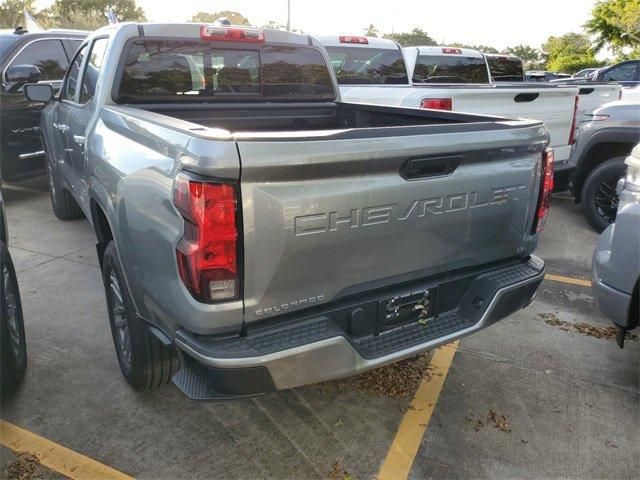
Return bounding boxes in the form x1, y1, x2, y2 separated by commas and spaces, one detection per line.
34, 0, 600, 51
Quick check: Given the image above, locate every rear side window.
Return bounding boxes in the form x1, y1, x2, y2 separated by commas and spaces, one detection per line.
325, 46, 408, 85
413, 55, 489, 84
80, 37, 108, 103
486, 56, 524, 82
62, 44, 87, 101
8, 39, 69, 81
116, 39, 335, 102
601, 63, 638, 82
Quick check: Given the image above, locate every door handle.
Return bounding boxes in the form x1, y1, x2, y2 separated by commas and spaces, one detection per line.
514, 93, 540, 103
53, 123, 69, 132
401, 155, 462, 180
73, 135, 86, 146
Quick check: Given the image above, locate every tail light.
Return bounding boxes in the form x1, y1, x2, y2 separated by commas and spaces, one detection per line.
200, 25, 264, 43
568, 95, 579, 145
173, 175, 239, 302
441, 47, 462, 54
420, 98, 452, 110
533, 149, 554, 233
339, 35, 368, 44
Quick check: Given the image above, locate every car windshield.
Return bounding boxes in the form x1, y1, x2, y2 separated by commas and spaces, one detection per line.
0, 35, 18, 59
116, 39, 335, 103
486, 56, 524, 81
324, 46, 409, 85
413, 55, 489, 83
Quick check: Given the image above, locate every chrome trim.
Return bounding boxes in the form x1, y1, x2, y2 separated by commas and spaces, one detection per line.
18, 150, 45, 160
175, 269, 544, 390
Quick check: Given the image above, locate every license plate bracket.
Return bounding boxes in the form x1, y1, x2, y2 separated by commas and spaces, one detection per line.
376, 287, 437, 333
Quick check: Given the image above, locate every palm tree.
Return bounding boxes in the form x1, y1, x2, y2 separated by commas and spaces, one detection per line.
364, 24, 379, 37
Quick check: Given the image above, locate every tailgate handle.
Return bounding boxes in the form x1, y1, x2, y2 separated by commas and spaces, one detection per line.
402, 155, 461, 180
578, 88, 595, 95
514, 92, 539, 103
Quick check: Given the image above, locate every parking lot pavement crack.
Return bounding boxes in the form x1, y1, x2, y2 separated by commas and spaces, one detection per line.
251, 397, 326, 479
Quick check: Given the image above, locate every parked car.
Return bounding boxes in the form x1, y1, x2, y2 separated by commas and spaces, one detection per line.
25, 23, 550, 399
621, 84, 640, 102
0, 27, 86, 183
525, 71, 571, 82
592, 60, 640, 87
572, 68, 599, 79
0, 189, 27, 396
569, 101, 640, 231
592, 143, 640, 348
317, 36, 620, 187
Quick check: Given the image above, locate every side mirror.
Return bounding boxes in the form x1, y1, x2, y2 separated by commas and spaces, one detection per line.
24, 83, 54, 103
5, 64, 41, 84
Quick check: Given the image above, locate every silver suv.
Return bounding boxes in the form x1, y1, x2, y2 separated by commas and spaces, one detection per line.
592, 144, 640, 348
569, 101, 640, 232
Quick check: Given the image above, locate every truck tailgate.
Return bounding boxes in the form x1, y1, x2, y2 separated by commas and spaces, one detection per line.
236, 124, 547, 322
440, 87, 575, 151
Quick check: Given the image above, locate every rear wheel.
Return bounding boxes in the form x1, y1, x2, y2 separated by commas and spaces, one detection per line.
47, 156, 84, 220
0, 243, 27, 396
101, 242, 178, 391
581, 157, 626, 233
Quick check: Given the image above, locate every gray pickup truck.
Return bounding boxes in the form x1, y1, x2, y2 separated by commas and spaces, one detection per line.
25, 23, 550, 399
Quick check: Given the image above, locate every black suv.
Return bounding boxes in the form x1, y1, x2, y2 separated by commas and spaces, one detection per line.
593, 60, 640, 88
1, 27, 86, 182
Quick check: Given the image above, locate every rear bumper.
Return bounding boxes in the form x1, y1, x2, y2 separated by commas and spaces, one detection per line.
173, 256, 545, 399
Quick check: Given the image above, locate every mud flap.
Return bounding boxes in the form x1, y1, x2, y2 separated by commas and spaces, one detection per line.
616, 325, 626, 349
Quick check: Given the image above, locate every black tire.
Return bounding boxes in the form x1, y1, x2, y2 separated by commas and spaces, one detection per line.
101, 241, 178, 391
47, 156, 84, 220
581, 157, 627, 233
0, 242, 27, 396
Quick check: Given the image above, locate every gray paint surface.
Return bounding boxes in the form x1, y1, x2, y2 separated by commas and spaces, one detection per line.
39, 23, 549, 349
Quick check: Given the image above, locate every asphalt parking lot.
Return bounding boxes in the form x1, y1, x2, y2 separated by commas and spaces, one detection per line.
1, 179, 638, 480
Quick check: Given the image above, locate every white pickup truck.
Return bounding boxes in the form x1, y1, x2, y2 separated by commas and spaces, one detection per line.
317, 36, 621, 187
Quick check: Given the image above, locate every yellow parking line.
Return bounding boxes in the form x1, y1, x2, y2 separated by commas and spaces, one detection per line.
545, 273, 592, 287
378, 341, 459, 480
0, 420, 134, 480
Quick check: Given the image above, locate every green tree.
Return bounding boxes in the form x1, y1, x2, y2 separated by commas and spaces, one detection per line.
586, 0, 640, 55
0, 0, 39, 29
542, 33, 603, 73
191, 11, 250, 25
39, 0, 145, 30
383, 28, 437, 47
503, 44, 544, 69
364, 24, 378, 37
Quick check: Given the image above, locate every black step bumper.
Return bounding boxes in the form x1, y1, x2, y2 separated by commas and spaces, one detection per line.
173, 256, 545, 399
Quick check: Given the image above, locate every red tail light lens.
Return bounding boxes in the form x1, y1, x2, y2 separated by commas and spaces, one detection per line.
173, 175, 239, 302
339, 35, 368, 44
533, 149, 554, 233
200, 25, 265, 43
420, 98, 453, 110
568, 95, 579, 145
441, 47, 462, 54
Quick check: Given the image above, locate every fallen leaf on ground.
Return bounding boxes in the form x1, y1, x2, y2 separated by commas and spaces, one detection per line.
317, 352, 433, 397
328, 461, 352, 480
538, 314, 638, 342
5, 453, 47, 480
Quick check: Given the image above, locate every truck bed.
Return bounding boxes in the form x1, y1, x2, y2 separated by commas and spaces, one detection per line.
128, 101, 505, 133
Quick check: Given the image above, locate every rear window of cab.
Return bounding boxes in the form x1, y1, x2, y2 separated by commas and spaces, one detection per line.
413, 55, 489, 84
115, 39, 335, 103
324, 46, 409, 85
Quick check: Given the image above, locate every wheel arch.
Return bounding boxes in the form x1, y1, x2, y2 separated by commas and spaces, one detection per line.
573, 130, 638, 203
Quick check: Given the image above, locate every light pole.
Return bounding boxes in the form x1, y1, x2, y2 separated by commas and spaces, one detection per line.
287, 0, 291, 31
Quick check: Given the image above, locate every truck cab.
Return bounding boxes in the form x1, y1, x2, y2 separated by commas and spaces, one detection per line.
0, 27, 86, 182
